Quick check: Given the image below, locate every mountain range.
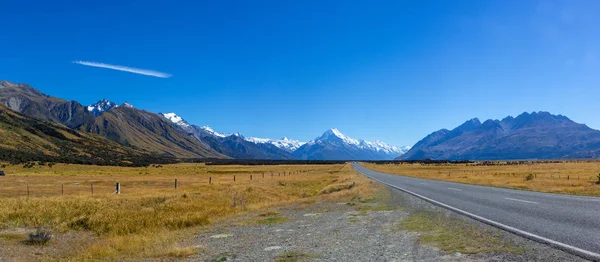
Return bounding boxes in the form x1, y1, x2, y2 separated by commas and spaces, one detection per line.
399, 112, 600, 160
158, 112, 405, 160
9, 79, 600, 162
0, 102, 169, 165
293, 128, 409, 160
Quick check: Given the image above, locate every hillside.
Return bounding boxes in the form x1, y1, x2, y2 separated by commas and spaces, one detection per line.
159, 113, 295, 159
0, 104, 170, 165
84, 107, 226, 159
399, 112, 600, 160
0, 80, 93, 128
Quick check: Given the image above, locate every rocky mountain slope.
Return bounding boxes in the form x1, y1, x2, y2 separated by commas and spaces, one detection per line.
399, 112, 600, 160
0, 103, 169, 165
0, 80, 93, 128
83, 107, 226, 159
159, 113, 295, 159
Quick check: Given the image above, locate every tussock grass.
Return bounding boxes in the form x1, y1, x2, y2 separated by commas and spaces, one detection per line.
0, 163, 375, 260
363, 162, 600, 196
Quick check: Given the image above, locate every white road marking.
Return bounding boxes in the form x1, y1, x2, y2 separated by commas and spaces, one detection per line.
420, 182, 427, 185
505, 197, 539, 204
447, 187, 462, 191
353, 163, 600, 261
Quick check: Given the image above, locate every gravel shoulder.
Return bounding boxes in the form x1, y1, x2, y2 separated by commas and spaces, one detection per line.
189, 183, 586, 261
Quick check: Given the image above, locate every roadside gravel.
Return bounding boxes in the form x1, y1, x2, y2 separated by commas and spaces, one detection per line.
189, 184, 585, 261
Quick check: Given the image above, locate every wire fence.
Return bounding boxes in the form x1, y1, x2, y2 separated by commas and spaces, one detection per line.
0, 170, 314, 198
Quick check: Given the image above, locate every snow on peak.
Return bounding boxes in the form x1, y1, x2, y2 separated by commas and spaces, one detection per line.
245, 136, 306, 152
159, 112, 190, 128
308, 128, 410, 155
359, 140, 409, 155
317, 128, 360, 145
200, 126, 228, 138
87, 99, 119, 117
121, 101, 134, 108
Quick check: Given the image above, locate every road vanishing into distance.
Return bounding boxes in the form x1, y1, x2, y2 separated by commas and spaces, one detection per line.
353, 162, 600, 261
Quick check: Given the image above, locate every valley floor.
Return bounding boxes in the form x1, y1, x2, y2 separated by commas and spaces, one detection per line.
0, 162, 587, 261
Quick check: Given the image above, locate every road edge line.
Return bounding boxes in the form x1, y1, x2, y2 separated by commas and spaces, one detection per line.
353, 163, 600, 262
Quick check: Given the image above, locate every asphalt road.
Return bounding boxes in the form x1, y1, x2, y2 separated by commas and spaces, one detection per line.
353, 162, 600, 260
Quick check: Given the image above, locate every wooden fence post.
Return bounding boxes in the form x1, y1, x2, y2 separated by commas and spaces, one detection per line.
115, 183, 120, 194
27, 185, 29, 196
91, 184, 94, 194
234, 175, 236, 182
62, 184, 64, 196
175, 179, 178, 189
250, 175, 253, 180
209, 177, 212, 184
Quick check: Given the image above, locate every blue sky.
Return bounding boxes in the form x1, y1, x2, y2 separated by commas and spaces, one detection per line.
1, 0, 599, 146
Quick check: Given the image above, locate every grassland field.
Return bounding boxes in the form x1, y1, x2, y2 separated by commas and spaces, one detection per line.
361, 161, 600, 197
0, 162, 377, 260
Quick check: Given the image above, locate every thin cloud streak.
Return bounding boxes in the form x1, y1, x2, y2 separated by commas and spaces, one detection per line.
73, 60, 172, 78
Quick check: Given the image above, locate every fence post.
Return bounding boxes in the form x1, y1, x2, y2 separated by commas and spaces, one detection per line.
175, 179, 178, 189
250, 175, 253, 181
209, 177, 212, 184
262, 172, 264, 178
115, 183, 120, 194
91, 184, 94, 194
27, 185, 29, 197
234, 175, 236, 182
62, 184, 64, 196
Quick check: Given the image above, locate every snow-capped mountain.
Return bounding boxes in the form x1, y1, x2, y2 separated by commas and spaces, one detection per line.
121, 101, 134, 108
159, 113, 190, 128
157, 113, 406, 160
245, 137, 306, 152
87, 99, 119, 117
200, 126, 228, 138
293, 128, 409, 160
159, 113, 294, 159
87, 99, 135, 117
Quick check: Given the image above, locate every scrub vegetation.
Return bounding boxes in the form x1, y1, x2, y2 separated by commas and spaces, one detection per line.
0, 163, 375, 260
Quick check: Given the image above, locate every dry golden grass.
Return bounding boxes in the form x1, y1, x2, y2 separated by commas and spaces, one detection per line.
0, 162, 375, 260
362, 161, 600, 196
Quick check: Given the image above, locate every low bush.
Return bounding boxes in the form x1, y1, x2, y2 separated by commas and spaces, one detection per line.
26, 227, 53, 245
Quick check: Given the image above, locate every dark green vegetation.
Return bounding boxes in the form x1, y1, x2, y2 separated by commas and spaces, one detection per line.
400, 112, 600, 160
0, 104, 173, 165
83, 107, 224, 158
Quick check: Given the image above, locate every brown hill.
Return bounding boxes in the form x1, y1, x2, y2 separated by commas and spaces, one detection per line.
83, 107, 226, 159
0, 104, 171, 166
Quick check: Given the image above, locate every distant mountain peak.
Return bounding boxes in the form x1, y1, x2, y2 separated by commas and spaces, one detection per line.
159, 112, 190, 128
399, 111, 594, 160
296, 128, 409, 160
245, 136, 306, 152
121, 101, 134, 108
317, 128, 359, 145
87, 99, 119, 117
200, 126, 228, 138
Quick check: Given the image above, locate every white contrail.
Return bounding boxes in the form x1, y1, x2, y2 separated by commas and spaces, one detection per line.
73, 60, 172, 78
